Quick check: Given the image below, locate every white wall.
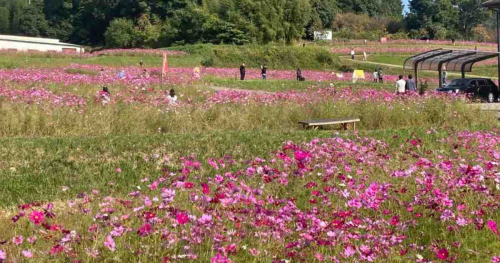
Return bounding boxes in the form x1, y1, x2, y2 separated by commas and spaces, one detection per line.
0, 38, 84, 53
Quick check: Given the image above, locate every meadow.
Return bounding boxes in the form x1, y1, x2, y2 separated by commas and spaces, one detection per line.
0, 41, 499, 263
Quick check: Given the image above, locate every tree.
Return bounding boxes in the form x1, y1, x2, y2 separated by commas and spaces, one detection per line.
104, 18, 138, 48
0, 6, 10, 34
406, 0, 459, 39
455, 0, 491, 39
18, 1, 49, 37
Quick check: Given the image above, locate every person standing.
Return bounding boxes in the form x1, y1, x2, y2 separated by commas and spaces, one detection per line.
405, 75, 417, 93
395, 75, 406, 94
442, 66, 447, 86
240, 63, 246, 80
297, 68, 302, 81
350, 49, 355, 60
373, 70, 378, 83
377, 68, 383, 83
363, 51, 367, 61
261, 65, 267, 80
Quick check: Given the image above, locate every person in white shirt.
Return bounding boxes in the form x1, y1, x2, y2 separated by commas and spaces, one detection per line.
167, 89, 178, 103
395, 75, 406, 94
350, 49, 355, 60
363, 51, 367, 61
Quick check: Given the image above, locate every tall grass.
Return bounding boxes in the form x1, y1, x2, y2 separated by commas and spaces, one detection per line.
0, 97, 495, 137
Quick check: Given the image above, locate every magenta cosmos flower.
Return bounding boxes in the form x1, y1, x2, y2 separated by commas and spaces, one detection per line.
176, 212, 189, 225
29, 210, 45, 225
436, 248, 449, 261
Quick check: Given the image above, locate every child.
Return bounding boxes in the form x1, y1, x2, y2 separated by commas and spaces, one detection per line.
167, 89, 177, 103
99, 86, 111, 104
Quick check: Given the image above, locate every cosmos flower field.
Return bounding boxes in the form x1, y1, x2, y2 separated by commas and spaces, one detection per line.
0, 48, 499, 262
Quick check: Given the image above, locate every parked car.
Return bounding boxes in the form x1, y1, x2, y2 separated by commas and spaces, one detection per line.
436, 78, 499, 103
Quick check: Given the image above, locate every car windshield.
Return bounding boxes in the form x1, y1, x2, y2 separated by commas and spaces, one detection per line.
447, 79, 468, 86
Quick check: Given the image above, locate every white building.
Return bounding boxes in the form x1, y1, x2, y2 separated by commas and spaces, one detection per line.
0, 35, 84, 53
314, 31, 333, 41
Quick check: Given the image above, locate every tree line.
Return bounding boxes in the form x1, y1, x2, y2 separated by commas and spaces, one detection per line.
0, 0, 494, 48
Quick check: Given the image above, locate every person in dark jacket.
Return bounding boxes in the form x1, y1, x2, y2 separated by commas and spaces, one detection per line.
261, 65, 267, 80
240, 63, 246, 80
297, 68, 302, 81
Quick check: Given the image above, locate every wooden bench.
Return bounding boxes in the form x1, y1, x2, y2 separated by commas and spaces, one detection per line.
299, 118, 360, 130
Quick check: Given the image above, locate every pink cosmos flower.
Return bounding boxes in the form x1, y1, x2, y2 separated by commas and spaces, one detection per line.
12, 235, 23, 246
137, 223, 153, 237
201, 183, 210, 194
294, 150, 310, 162
22, 250, 33, 258
176, 212, 189, 225
104, 235, 116, 252
116, 168, 122, 173
492, 256, 500, 263
315, 253, 325, 261
27, 236, 37, 244
390, 216, 400, 226
50, 245, 64, 255
436, 248, 449, 261
29, 210, 45, 225
211, 253, 232, 263
488, 220, 499, 235
0, 250, 5, 261
344, 246, 356, 257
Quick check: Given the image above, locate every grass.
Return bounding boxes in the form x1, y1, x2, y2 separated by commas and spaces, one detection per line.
0, 130, 334, 207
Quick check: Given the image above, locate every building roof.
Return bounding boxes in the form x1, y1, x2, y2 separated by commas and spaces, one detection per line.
482, 0, 500, 8
403, 49, 498, 72
0, 34, 82, 48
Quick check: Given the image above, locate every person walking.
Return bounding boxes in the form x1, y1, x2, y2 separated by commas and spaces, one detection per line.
363, 51, 367, 61
261, 65, 267, 80
377, 68, 383, 83
350, 49, 355, 60
240, 63, 246, 80
405, 74, 417, 93
297, 68, 302, 81
373, 70, 379, 83
395, 75, 406, 95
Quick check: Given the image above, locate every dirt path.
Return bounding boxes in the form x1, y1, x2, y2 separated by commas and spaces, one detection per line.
340, 57, 498, 80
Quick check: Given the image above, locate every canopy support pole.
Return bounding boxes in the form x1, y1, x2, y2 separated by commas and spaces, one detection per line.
414, 68, 418, 88
438, 68, 442, 88
497, 8, 500, 83
462, 69, 465, 78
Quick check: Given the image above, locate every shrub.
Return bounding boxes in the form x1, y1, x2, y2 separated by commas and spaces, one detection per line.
104, 18, 139, 48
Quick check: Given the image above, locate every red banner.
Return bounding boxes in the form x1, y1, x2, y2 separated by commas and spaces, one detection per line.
162, 53, 168, 76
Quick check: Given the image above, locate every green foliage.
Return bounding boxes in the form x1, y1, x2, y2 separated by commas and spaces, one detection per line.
180, 44, 340, 70
104, 18, 138, 48
0, 6, 9, 33
18, 1, 49, 37
406, 0, 490, 40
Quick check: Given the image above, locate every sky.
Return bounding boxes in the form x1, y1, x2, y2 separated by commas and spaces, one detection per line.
403, 0, 410, 14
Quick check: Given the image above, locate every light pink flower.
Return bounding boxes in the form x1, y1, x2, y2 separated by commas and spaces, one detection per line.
22, 250, 33, 258
104, 235, 116, 252
12, 235, 23, 246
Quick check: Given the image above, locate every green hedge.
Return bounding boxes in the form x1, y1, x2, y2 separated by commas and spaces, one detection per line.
168, 44, 339, 70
